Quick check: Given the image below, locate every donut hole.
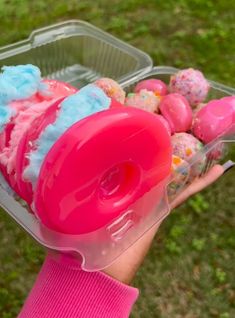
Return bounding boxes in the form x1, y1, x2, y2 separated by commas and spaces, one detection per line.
99, 162, 141, 206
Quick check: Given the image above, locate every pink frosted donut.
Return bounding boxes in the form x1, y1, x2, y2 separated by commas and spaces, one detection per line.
159, 93, 193, 133
192, 99, 234, 143
125, 89, 160, 113
94, 78, 126, 103
171, 132, 203, 161
169, 68, 210, 106
134, 79, 167, 96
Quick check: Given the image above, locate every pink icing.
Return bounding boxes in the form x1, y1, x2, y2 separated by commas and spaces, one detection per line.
34, 107, 172, 234
159, 93, 193, 133
10, 94, 44, 112
192, 98, 234, 143
134, 79, 168, 96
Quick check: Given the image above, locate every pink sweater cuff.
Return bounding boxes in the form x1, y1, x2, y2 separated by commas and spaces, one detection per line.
18, 254, 139, 318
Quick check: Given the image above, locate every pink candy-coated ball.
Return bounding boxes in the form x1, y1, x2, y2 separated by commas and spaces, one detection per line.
171, 132, 203, 162
94, 78, 126, 104
155, 114, 172, 135
159, 93, 193, 133
134, 79, 168, 96
220, 96, 235, 123
169, 68, 210, 106
192, 98, 234, 144
125, 90, 160, 113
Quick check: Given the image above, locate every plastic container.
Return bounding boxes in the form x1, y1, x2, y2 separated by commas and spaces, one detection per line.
0, 20, 152, 87
0, 22, 234, 271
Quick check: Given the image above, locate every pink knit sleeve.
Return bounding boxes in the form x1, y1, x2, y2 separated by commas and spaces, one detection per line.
18, 254, 139, 318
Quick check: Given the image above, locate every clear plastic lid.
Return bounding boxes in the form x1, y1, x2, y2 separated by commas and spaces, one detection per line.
0, 20, 152, 87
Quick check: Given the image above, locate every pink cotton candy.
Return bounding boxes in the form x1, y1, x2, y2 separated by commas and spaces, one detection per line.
0, 99, 60, 176
0, 80, 77, 174
159, 93, 193, 133
134, 79, 168, 96
10, 94, 44, 112
192, 98, 234, 143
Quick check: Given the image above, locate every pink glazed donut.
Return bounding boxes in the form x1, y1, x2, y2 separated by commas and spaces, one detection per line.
35, 107, 172, 234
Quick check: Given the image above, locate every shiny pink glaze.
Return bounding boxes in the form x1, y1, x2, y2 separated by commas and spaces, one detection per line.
192, 99, 234, 143
155, 114, 172, 135
109, 99, 124, 109
134, 79, 168, 96
34, 107, 172, 234
220, 96, 235, 122
159, 93, 193, 133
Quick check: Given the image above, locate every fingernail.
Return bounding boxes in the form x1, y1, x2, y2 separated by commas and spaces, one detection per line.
223, 160, 235, 174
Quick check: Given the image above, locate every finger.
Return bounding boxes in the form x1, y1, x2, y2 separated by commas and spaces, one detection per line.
171, 164, 224, 209
188, 164, 224, 194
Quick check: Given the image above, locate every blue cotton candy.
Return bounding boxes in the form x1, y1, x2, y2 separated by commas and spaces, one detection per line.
24, 84, 111, 187
0, 65, 43, 103
0, 64, 43, 131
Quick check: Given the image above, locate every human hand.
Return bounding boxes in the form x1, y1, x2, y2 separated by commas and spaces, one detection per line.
103, 162, 233, 285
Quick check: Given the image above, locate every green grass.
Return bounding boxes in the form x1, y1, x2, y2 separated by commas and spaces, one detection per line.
0, 0, 235, 317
